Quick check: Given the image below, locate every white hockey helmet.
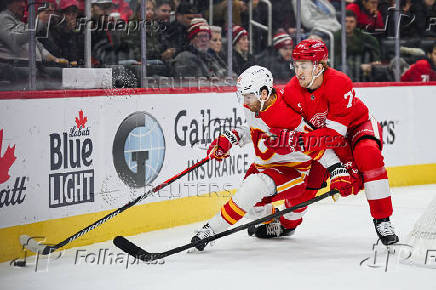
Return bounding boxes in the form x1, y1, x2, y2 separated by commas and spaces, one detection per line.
236, 65, 273, 110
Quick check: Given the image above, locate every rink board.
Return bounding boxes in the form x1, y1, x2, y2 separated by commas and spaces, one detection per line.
0, 84, 435, 262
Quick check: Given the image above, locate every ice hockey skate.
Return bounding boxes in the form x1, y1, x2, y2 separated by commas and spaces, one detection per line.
373, 218, 399, 245
191, 223, 215, 251
248, 219, 295, 239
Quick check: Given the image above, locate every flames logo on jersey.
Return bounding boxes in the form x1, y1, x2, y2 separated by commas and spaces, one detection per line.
309, 110, 328, 128
250, 128, 275, 161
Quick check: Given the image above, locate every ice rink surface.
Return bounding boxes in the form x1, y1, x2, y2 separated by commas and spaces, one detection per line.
1, 184, 436, 290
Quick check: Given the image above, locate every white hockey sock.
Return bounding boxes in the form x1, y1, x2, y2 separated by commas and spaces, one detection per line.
208, 213, 230, 234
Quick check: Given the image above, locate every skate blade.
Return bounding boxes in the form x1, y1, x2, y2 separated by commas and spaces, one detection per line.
187, 248, 200, 253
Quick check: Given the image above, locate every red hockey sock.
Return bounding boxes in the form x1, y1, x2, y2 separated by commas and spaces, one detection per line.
353, 139, 392, 219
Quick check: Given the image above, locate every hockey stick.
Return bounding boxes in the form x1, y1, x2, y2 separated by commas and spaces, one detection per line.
113, 189, 339, 261
19, 156, 210, 255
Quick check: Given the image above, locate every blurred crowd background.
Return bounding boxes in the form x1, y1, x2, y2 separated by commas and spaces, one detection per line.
1, 0, 436, 91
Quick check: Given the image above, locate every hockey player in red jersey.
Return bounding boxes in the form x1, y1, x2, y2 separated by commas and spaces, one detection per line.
190, 66, 360, 250
279, 39, 399, 245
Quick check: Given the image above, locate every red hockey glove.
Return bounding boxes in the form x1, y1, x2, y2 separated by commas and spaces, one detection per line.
265, 128, 303, 155
328, 162, 357, 198
343, 161, 363, 194
207, 130, 240, 161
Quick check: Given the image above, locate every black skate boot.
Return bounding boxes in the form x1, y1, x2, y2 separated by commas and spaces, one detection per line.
247, 224, 256, 236
251, 219, 295, 239
373, 217, 399, 245
191, 223, 215, 251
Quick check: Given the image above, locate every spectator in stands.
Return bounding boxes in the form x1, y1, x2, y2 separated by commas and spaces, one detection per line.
347, 0, 384, 32
209, 26, 222, 55
154, 0, 172, 63
163, 1, 201, 59
208, 25, 228, 75
307, 28, 329, 41
257, 32, 295, 83
35, 1, 60, 49
154, 0, 171, 23
232, 25, 254, 75
414, 0, 436, 38
38, 0, 84, 66
36, 0, 58, 27
292, 0, 341, 33
382, 0, 418, 39
334, 10, 381, 81
209, 25, 226, 62
207, 0, 248, 28
90, 0, 120, 66
77, 0, 85, 11
0, 0, 67, 88
119, 0, 164, 63
112, 0, 133, 21
330, 0, 355, 11
401, 43, 436, 82
172, 0, 181, 10
378, 0, 393, 19
174, 20, 227, 78
251, 0, 295, 53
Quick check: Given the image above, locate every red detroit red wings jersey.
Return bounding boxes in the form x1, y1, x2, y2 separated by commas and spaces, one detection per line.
282, 68, 369, 136
258, 88, 307, 130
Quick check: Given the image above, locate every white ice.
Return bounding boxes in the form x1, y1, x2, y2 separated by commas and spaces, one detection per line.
1, 184, 436, 290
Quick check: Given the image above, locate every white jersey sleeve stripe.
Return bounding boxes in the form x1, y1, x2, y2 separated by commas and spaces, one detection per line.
326, 118, 347, 136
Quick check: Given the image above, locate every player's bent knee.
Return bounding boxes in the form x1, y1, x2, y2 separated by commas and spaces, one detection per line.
353, 139, 385, 172
354, 139, 388, 182
232, 173, 276, 212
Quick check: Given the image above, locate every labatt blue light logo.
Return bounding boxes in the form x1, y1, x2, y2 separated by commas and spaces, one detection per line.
49, 110, 94, 208
0, 129, 28, 208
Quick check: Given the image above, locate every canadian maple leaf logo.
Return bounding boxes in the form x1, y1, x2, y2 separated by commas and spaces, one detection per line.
0, 129, 17, 184
75, 110, 88, 129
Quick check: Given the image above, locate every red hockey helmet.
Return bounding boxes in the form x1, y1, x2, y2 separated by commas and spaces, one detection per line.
292, 39, 328, 63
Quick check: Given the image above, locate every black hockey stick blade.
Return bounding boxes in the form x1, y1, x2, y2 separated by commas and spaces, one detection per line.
113, 189, 338, 261
113, 236, 163, 261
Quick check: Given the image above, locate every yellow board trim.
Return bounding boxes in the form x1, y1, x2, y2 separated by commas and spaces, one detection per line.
1, 163, 435, 263
386, 163, 436, 187
0, 190, 234, 263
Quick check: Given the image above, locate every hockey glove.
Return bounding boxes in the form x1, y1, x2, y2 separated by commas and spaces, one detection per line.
328, 162, 359, 199
207, 130, 240, 161
343, 161, 363, 194
265, 128, 303, 155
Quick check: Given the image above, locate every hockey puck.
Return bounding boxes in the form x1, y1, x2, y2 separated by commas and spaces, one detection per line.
13, 260, 26, 267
